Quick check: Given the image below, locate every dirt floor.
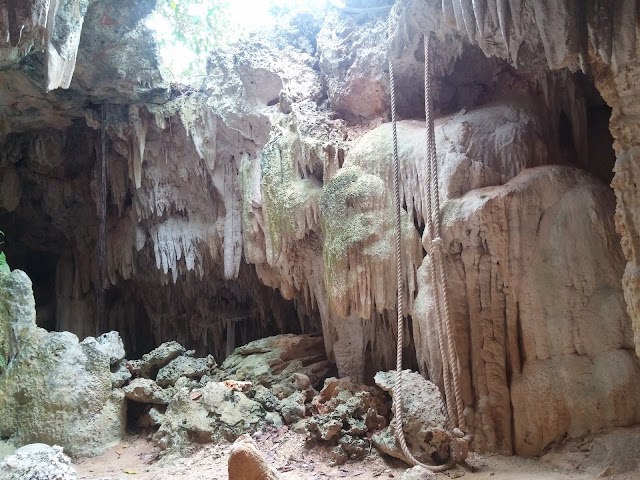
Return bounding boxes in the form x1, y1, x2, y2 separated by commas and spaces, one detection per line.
73, 427, 640, 480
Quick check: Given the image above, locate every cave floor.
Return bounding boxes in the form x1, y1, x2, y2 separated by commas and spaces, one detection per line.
73, 427, 640, 480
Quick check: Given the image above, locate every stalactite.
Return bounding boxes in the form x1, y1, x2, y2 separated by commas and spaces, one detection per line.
471, 0, 487, 37
95, 103, 107, 335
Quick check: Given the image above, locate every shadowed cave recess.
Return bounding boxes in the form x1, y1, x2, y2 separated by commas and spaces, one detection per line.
1, 0, 640, 477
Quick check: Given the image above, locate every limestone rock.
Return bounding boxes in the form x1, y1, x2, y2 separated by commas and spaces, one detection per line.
372, 370, 450, 466
95, 331, 126, 366
413, 166, 640, 455
401, 466, 437, 480
152, 381, 268, 452
0, 270, 125, 457
228, 434, 280, 480
221, 334, 331, 387
0, 444, 78, 480
279, 391, 307, 425
123, 378, 175, 405
127, 341, 186, 378
111, 361, 132, 388
317, 11, 389, 120
156, 354, 216, 387
305, 377, 389, 445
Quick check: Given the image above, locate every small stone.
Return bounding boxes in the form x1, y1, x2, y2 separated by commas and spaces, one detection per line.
401, 466, 437, 480
279, 391, 307, 425
329, 445, 348, 466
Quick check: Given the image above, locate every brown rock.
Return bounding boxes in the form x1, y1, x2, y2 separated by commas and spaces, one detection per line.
228, 434, 280, 480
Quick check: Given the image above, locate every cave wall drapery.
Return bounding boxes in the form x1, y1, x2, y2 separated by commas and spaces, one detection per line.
0, 0, 639, 457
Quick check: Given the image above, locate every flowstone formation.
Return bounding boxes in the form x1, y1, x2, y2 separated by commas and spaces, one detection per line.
1, 0, 640, 464
0, 270, 125, 457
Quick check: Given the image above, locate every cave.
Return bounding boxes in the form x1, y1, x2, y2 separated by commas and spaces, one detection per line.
1, 0, 640, 478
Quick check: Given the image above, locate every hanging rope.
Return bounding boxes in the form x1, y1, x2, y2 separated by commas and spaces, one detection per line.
387, 11, 470, 471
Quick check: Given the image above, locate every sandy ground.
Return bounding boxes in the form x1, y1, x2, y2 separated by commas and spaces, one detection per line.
73, 427, 640, 480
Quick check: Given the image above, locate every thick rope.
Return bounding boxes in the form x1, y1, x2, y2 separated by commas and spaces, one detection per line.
388, 10, 470, 470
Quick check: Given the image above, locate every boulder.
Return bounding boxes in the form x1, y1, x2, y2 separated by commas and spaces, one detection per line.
372, 370, 450, 466
152, 381, 268, 452
127, 341, 186, 378
221, 334, 331, 387
228, 434, 280, 480
95, 331, 126, 366
0, 444, 78, 480
156, 354, 216, 387
0, 270, 125, 457
123, 378, 175, 404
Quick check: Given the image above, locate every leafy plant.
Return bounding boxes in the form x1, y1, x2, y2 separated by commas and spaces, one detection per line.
151, 0, 232, 82
0, 230, 7, 274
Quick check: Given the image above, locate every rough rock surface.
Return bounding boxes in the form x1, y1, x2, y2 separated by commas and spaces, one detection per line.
127, 341, 186, 378
123, 378, 175, 405
372, 370, 450, 466
0, 270, 125, 457
156, 354, 217, 387
152, 381, 268, 453
0, 444, 78, 480
228, 434, 280, 480
220, 334, 332, 387
414, 166, 640, 455
303, 377, 389, 461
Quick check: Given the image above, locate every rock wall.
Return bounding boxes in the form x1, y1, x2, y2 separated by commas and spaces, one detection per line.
0, 269, 125, 456
0, 0, 639, 459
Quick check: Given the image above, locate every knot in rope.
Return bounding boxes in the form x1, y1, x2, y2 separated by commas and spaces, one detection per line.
387, 9, 470, 472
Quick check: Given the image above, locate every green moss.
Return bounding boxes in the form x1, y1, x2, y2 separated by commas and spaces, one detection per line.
320, 166, 393, 287
260, 132, 320, 256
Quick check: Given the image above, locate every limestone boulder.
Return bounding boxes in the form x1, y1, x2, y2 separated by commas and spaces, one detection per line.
221, 334, 331, 387
0, 444, 78, 480
123, 378, 175, 405
156, 354, 216, 387
0, 270, 125, 457
152, 381, 268, 452
228, 434, 280, 480
127, 341, 186, 378
372, 370, 450, 466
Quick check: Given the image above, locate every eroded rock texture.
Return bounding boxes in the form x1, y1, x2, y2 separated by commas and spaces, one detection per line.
0, 270, 125, 457
0, 0, 639, 460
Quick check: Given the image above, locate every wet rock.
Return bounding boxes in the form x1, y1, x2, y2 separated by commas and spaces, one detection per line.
152, 381, 268, 452
127, 341, 186, 378
156, 355, 216, 387
372, 371, 450, 466
228, 434, 280, 480
111, 361, 132, 388
123, 378, 175, 405
95, 331, 126, 366
0, 444, 78, 480
0, 270, 125, 457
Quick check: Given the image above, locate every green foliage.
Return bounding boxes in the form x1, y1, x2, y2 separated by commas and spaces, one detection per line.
0, 230, 7, 274
152, 0, 231, 82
